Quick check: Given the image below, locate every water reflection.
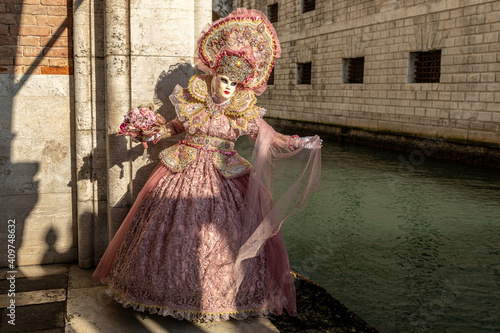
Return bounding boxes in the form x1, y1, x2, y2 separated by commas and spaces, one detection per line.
237, 137, 500, 332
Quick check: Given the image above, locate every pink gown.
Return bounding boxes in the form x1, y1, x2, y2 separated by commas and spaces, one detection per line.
93, 75, 321, 321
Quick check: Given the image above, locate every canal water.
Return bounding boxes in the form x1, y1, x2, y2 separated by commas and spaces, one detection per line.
237, 136, 500, 332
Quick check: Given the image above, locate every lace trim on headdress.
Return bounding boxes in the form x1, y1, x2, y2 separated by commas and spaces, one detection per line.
105, 287, 270, 322
174, 74, 260, 132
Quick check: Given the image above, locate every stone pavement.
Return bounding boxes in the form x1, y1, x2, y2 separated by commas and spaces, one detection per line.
0, 264, 279, 333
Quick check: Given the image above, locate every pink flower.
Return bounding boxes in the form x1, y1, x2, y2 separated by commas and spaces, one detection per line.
117, 106, 166, 148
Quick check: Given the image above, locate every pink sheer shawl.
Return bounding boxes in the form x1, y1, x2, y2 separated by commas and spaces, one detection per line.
233, 119, 322, 315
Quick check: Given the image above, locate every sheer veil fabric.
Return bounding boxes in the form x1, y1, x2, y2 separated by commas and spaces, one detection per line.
234, 120, 321, 316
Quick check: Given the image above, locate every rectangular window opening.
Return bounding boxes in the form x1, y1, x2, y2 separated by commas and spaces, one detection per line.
268, 3, 278, 23
409, 50, 441, 83
267, 67, 275, 86
297, 62, 312, 85
343, 57, 365, 84
302, 0, 315, 13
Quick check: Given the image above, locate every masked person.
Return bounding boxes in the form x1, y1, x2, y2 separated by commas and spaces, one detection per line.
93, 8, 322, 322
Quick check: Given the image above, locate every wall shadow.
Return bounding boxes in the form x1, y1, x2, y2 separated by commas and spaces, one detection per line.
0, 0, 79, 268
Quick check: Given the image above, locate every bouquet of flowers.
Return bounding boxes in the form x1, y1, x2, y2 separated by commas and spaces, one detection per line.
118, 105, 168, 148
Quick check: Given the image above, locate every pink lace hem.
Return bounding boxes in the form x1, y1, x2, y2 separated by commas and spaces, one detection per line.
105, 287, 270, 322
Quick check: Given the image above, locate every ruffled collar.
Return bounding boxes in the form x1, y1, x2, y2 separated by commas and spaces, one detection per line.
187, 74, 257, 115
175, 74, 260, 131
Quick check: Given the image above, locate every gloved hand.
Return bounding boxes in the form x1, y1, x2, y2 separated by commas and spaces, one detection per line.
297, 136, 322, 149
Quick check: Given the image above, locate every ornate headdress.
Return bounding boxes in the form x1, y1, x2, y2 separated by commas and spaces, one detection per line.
195, 8, 281, 95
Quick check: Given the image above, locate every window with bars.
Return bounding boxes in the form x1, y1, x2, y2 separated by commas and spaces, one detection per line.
297, 62, 312, 85
409, 50, 441, 83
267, 67, 275, 85
302, 0, 315, 13
268, 3, 278, 23
343, 57, 365, 84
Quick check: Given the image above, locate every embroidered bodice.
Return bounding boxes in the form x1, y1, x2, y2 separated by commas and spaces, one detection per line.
159, 74, 267, 178
174, 74, 264, 136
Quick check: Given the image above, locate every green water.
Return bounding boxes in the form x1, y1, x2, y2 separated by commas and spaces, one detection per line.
238, 137, 500, 332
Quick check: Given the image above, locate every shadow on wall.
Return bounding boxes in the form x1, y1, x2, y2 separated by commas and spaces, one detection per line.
0, 1, 77, 268
76, 62, 194, 262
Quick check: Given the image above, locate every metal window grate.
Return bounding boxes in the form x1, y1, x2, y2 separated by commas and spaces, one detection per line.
303, 0, 315, 13
347, 57, 364, 84
267, 67, 275, 85
414, 50, 441, 83
297, 62, 312, 84
268, 3, 278, 23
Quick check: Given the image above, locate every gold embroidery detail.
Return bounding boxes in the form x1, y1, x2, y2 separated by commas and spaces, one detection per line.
177, 74, 261, 132
159, 144, 197, 172
185, 134, 235, 152
214, 153, 252, 179
187, 75, 210, 102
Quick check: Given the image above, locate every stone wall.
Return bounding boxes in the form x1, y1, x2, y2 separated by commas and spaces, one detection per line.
235, 0, 500, 149
0, 0, 75, 266
0, 0, 213, 268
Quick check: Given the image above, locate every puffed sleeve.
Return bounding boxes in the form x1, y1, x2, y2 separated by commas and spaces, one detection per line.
244, 106, 306, 151
161, 117, 185, 137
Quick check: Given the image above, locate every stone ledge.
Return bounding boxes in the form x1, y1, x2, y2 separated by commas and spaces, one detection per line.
0, 289, 66, 308
266, 117, 500, 168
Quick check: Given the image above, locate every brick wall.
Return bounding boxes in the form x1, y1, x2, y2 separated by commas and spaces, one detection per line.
236, 0, 500, 147
0, 0, 73, 75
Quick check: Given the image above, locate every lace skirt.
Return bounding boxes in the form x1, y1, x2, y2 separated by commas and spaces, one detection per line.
100, 150, 294, 321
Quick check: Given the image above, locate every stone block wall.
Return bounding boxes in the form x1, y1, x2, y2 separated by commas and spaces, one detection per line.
235, 0, 500, 148
0, 0, 75, 266
0, 0, 213, 268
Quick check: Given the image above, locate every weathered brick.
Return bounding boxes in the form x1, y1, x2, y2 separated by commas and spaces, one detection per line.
57, 26, 71, 37
46, 5, 67, 15
477, 111, 492, 122
41, 0, 69, 4
5, 3, 22, 13
23, 46, 43, 57
0, 45, 21, 57
19, 36, 40, 46
0, 57, 14, 65
481, 73, 496, 83
48, 57, 72, 67
0, 35, 17, 45
43, 47, 71, 57
40, 36, 68, 47
0, 13, 17, 25
492, 112, 500, 122
479, 92, 495, 102
14, 64, 41, 74
483, 32, 499, 44
15, 56, 48, 65
37, 15, 70, 27
18, 14, 37, 25
40, 65, 71, 74
0, 66, 13, 73
23, 4, 46, 15
18, 25, 51, 36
